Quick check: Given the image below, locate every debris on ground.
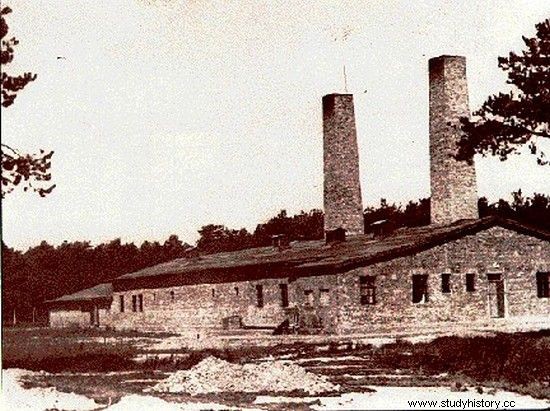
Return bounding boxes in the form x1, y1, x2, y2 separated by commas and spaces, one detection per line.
150, 356, 340, 395
450, 381, 468, 392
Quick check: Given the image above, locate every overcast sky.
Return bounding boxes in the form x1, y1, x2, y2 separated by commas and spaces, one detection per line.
2, 0, 549, 250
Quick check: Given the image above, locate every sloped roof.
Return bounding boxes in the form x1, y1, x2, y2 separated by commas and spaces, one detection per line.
45, 283, 112, 304
112, 217, 549, 290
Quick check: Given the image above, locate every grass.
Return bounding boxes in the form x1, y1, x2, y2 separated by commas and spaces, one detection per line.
376, 330, 550, 399
2, 326, 285, 373
3, 326, 550, 401
3, 340, 138, 372
1, 326, 165, 372
2, 325, 180, 371
2, 325, 177, 339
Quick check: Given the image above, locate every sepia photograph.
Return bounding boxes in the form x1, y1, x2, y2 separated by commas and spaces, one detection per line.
1, 1, 549, 410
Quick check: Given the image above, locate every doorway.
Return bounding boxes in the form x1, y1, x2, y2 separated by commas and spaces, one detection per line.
89, 305, 100, 326
487, 273, 505, 318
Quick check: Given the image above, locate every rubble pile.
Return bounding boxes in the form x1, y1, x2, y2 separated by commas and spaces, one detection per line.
151, 356, 339, 395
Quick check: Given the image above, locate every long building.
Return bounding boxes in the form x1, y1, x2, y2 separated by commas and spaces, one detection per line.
46, 55, 550, 334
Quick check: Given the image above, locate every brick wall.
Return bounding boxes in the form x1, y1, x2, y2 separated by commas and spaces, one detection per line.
98, 227, 548, 334
105, 275, 341, 333
323, 93, 364, 235
336, 227, 549, 333
49, 309, 91, 328
429, 56, 478, 224
106, 279, 290, 333
49, 306, 110, 328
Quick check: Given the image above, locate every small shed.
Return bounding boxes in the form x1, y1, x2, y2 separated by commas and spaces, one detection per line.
44, 283, 113, 328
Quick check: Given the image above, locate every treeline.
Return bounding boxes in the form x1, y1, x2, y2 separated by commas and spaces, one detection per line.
195, 209, 324, 253
1, 235, 193, 325
195, 191, 549, 253
195, 199, 430, 254
2, 191, 549, 325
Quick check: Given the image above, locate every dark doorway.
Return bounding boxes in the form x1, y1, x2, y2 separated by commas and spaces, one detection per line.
279, 284, 289, 308
487, 274, 505, 318
89, 305, 100, 326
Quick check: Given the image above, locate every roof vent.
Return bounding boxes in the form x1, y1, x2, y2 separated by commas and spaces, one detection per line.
271, 234, 290, 251
325, 227, 346, 245
370, 219, 396, 238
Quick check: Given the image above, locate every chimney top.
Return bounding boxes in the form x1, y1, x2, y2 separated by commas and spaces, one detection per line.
271, 234, 290, 251
429, 55, 465, 61
369, 219, 396, 238
323, 93, 353, 98
325, 228, 346, 245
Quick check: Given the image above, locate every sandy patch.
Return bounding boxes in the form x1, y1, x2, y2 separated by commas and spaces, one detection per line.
296, 355, 364, 363
6, 367, 549, 411
341, 373, 417, 379
255, 386, 550, 410
254, 354, 295, 361
2, 369, 261, 411
362, 337, 395, 347
2, 369, 100, 411
306, 363, 372, 369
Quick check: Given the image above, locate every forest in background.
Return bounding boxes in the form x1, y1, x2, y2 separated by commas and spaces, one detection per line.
2, 190, 549, 325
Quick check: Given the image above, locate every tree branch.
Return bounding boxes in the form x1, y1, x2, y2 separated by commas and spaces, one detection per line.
518, 125, 550, 139
1, 143, 21, 156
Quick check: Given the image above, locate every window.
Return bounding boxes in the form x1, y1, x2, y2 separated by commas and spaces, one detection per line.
304, 290, 314, 306
466, 273, 476, 292
132, 295, 138, 312
319, 289, 330, 305
119, 295, 125, 313
211, 288, 215, 298
256, 284, 264, 308
234, 286, 239, 296
170, 290, 175, 301
487, 273, 501, 282
360, 276, 376, 305
138, 294, 144, 312
412, 274, 429, 303
536, 272, 550, 298
441, 273, 451, 294
279, 284, 289, 308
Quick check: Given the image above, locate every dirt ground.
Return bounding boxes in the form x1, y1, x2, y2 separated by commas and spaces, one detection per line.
5, 356, 550, 411
3, 326, 550, 410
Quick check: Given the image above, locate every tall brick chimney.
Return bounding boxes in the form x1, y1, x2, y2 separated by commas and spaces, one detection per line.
429, 55, 478, 225
322, 93, 364, 236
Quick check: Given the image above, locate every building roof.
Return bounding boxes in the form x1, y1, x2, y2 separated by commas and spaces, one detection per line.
112, 217, 549, 291
45, 283, 112, 304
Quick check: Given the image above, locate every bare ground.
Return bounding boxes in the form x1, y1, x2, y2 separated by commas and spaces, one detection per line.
3, 326, 550, 410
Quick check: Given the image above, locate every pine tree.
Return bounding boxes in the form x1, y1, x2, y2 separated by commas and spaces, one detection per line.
1, 6, 55, 197
457, 19, 550, 165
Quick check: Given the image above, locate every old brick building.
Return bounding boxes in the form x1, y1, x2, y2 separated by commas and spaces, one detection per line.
46, 55, 550, 333
48, 283, 112, 328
